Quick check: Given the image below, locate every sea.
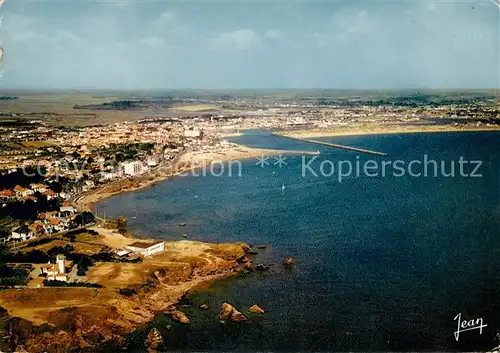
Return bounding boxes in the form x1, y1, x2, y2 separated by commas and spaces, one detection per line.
97, 130, 500, 352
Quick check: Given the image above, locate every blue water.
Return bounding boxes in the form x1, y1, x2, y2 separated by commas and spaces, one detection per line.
98, 130, 500, 351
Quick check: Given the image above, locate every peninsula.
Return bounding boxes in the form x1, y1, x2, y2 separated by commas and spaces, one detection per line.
0, 89, 498, 352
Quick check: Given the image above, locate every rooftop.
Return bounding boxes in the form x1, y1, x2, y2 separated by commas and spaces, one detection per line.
127, 240, 163, 249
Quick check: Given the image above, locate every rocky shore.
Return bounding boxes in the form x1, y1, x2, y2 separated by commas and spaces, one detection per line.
0, 239, 258, 352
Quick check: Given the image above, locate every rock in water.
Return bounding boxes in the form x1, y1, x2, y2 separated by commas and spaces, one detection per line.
199, 303, 209, 310
219, 303, 248, 322
283, 256, 295, 267
171, 310, 190, 324
248, 305, 265, 314
244, 261, 254, 270
219, 303, 234, 320
254, 264, 269, 271
144, 328, 163, 351
230, 309, 248, 322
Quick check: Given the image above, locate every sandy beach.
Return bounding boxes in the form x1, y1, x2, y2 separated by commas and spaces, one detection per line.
274, 124, 500, 139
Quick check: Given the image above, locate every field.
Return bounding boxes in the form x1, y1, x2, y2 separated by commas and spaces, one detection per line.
0, 238, 248, 353
0, 92, 144, 126
19, 231, 106, 254
171, 104, 219, 112
0, 287, 117, 325
0, 141, 55, 151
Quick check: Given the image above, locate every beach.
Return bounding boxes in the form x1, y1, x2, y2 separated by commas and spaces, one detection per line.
74, 143, 318, 211
274, 124, 500, 139
96, 129, 500, 352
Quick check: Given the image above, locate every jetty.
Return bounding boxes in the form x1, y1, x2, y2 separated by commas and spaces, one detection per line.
301, 139, 388, 156
273, 133, 388, 156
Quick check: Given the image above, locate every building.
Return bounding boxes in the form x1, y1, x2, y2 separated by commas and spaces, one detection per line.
122, 161, 144, 176
125, 241, 164, 256
13, 185, 34, 198
60, 206, 77, 214
41, 254, 73, 281
43, 190, 58, 200
184, 128, 203, 139
11, 225, 34, 242
30, 183, 47, 193
0, 189, 15, 200
114, 248, 131, 257
147, 157, 158, 167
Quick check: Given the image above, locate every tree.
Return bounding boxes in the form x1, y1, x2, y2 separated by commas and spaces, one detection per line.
117, 216, 127, 234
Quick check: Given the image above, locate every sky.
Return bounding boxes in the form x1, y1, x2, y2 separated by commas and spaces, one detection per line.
0, 0, 499, 89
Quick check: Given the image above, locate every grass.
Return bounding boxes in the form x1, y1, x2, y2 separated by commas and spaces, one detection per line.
73, 232, 103, 243
2, 141, 55, 150
0, 92, 144, 126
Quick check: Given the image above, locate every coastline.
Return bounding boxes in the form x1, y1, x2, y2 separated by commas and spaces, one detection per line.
74, 143, 319, 212
0, 225, 255, 352
0, 142, 308, 351
273, 124, 500, 139
75, 124, 500, 212
11, 124, 499, 352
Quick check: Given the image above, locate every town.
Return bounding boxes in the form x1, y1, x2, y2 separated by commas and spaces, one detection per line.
0, 90, 498, 290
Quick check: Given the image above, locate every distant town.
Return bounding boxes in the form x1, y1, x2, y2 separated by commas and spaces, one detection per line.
0, 90, 498, 287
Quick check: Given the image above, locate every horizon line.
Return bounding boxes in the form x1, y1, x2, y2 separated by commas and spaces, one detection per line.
0, 88, 499, 92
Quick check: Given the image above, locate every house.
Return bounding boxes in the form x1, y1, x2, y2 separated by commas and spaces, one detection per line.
40, 264, 58, 277
60, 206, 77, 214
28, 222, 45, 237
41, 254, 73, 281
43, 190, 58, 200
46, 217, 68, 233
59, 192, 70, 200
0, 189, 15, 200
125, 241, 164, 256
147, 157, 158, 167
30, 183, 47, 193
11, 225, 35, 242
13, 185, 34, 198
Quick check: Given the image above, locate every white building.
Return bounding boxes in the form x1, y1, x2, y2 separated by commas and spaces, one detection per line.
11, 225, 34, 242
30, 183, 47, 193
41, 254, 72, 281
122, 161, 145, 176
184, 129, 203, 138
59, 192, 70, 200
125, 241, 165, 256
147, 157, 158, 167
60, 206, 77, 214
